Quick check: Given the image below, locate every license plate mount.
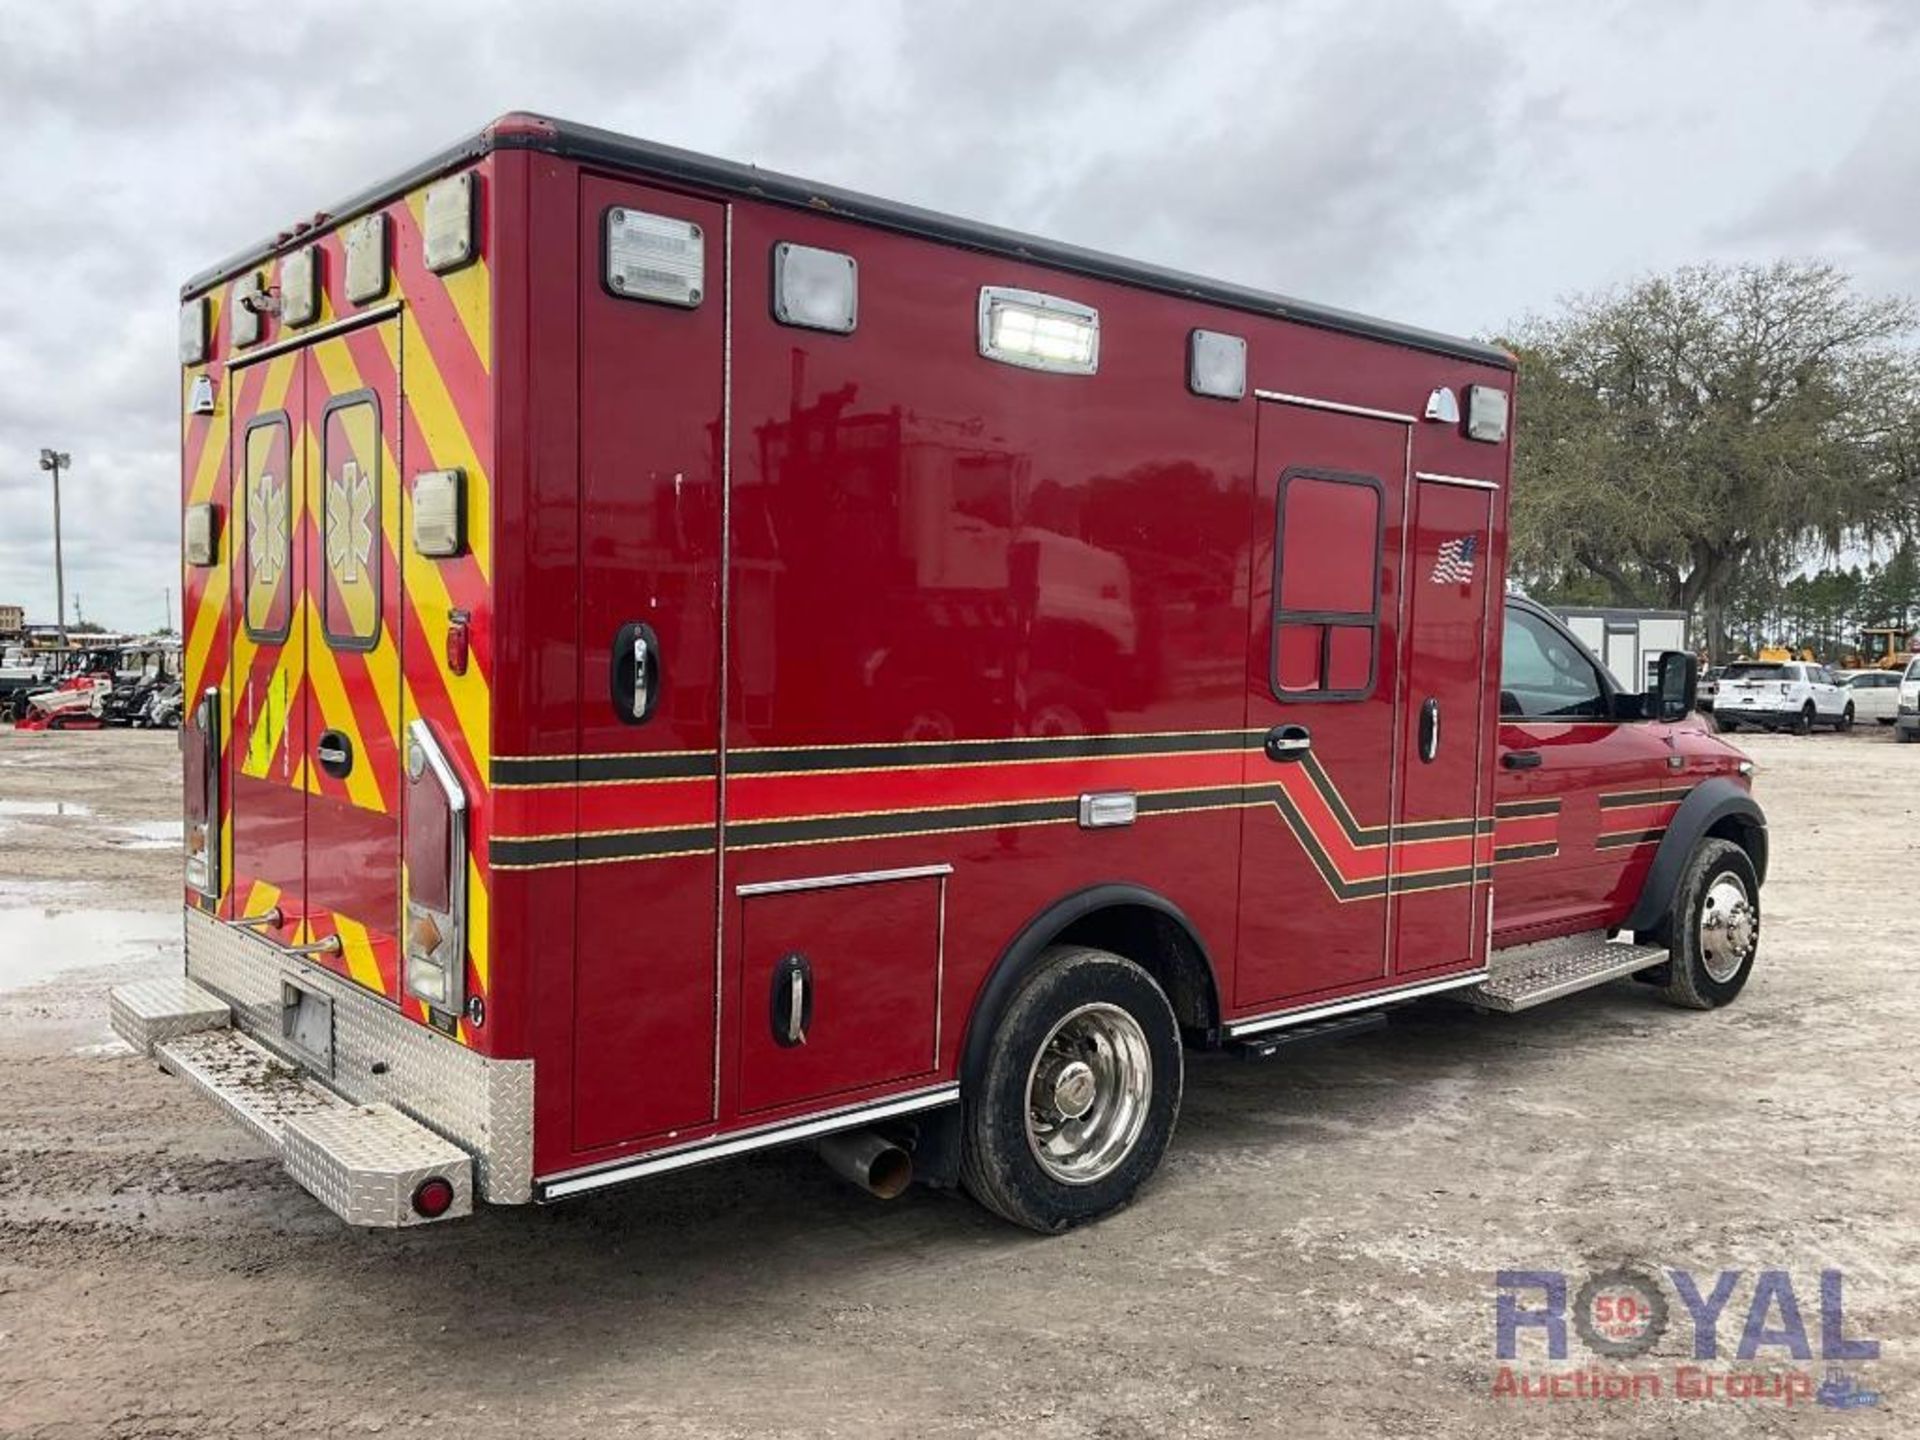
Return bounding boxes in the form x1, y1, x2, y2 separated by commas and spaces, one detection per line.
281, 981, 334, 1074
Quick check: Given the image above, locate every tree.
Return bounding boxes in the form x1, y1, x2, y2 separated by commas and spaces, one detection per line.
1502, 261, 1920, 658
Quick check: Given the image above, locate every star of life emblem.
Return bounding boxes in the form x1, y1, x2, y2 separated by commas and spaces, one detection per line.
247, 469, 287, 587
327, 460, 376, 584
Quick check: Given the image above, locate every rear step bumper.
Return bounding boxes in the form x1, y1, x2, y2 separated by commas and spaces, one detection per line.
111, 973, 473, 1226
110, 907, 534, 1218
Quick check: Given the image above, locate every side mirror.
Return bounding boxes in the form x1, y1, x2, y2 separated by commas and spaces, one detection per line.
1652, 650, 1697, 722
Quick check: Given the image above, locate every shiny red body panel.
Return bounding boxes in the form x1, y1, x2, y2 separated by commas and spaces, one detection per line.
183, 119, 1753, 1192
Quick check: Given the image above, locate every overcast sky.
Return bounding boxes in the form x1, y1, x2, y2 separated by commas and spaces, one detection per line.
1, 0, 1915, 632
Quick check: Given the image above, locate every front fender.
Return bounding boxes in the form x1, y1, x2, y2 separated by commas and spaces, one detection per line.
1622, 777, 1768, 933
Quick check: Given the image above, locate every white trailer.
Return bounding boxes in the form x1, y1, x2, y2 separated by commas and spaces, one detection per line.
1556, 606, 1690, 691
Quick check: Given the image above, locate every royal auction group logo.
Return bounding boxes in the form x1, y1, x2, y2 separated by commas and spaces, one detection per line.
1493, 1267, 1882, 1410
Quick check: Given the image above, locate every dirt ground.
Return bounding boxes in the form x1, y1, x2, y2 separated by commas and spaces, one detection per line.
1, 726, 1916, 1438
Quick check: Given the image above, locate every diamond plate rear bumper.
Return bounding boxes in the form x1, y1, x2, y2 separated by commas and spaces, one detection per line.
112, 907, 533, 1208
147, 1026, 473, 1227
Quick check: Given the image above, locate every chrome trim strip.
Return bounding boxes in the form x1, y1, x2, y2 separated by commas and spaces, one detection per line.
539, 1083, 961, 1199
1253, 389, 1416, 424
1414, 470, 1500, 490
1225, 970, 1489, 1038
736, 862, 955, 898
228, 301, 403, 368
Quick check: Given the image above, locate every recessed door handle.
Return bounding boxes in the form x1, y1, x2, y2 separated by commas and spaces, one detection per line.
1502, 749, 1543, 770
315, 728, 354, 778
610, 621, 661, 725
1264, 724, 1313, 763
1419, 697, 1441, 763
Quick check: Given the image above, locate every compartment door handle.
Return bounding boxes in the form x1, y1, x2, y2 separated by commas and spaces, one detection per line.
610, 621, 661, 724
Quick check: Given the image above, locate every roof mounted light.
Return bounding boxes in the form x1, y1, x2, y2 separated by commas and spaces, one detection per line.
978, 287, 1098, 375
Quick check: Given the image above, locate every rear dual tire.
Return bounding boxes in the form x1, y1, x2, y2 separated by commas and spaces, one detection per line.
960, 945, 1182, 1233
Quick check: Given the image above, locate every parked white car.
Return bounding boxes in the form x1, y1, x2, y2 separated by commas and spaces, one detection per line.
1837, 669, 1904, 726
1713, 660, 1852, 734
1896, 657, 1920, 744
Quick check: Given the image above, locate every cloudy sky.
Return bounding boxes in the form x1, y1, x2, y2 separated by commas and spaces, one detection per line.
1, 0, 1914, 631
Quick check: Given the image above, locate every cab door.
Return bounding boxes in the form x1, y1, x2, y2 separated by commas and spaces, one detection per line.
1493, 602, 1672, 940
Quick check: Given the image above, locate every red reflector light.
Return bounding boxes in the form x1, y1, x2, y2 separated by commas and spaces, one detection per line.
445, 620, 469, 676
411, 1176, 456, 1219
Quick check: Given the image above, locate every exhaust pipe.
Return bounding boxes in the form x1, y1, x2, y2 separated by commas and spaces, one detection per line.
816, 1129, 913, 1200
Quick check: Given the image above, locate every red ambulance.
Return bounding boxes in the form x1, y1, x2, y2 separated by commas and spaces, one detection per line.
112, 113, 1767, 1231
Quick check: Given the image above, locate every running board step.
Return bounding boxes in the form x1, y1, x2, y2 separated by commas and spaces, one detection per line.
1231, 1010, 1387, 1059
1458, 933, 1669, 1013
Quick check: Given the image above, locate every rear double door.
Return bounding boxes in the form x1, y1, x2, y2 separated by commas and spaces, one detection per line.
228, 323, 405, 998
1236, 401, 1493, 1009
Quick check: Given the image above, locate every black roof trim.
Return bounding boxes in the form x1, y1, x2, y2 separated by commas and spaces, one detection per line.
184, 112, 1515, 371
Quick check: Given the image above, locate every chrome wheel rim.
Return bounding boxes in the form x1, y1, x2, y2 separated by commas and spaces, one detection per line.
1699, 872, 1756, 983
1025, 1002, 1152, 1186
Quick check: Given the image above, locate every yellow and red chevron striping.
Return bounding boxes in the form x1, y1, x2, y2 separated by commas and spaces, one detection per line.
183, 163, 496, 1046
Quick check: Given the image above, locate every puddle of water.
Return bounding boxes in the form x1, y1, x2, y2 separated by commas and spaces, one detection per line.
0, 799, 94, 818
110, 819, 182, 851
0, 905, 179, 993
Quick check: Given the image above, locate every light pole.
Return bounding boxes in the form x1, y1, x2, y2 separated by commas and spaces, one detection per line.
38, 449, 70, 650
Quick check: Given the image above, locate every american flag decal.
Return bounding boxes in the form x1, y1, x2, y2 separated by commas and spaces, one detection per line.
1430, 534, 1478, 586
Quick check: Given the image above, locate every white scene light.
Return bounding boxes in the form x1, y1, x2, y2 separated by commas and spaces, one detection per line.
978, 287, 1099, 374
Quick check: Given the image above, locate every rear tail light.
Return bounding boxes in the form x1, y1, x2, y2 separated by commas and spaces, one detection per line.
404, 719, 468, 1017
411, 1175, 456, 1219
183, 688, 220, 896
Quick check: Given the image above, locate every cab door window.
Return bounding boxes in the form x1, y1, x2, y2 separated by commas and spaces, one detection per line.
1500, 608, 1607, 719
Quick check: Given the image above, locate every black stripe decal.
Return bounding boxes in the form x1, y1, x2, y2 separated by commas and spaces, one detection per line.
1495, 798, 1562, 818
1494, 841, 1559, 863
728, 729, 1266, 775
1596, 827, 1666, 849
492, 825, 718, 868
1598, 787, 1680, 810
493, 753, 720, 786
730, 798, 1080, 850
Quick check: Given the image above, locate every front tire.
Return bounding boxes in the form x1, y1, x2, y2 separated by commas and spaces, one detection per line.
1837, 704, 1855, 733
1658, 838, 1760, 1010
960, 945, 1182, 1232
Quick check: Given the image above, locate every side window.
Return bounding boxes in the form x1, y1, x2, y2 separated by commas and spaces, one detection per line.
1500, 608, 1607, 719
242, 413, 292, 642
321, 394, 382, 649
1270, 470, 1382, 701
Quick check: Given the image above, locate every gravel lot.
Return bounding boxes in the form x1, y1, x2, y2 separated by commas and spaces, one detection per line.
1, 726, 1916, 1437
